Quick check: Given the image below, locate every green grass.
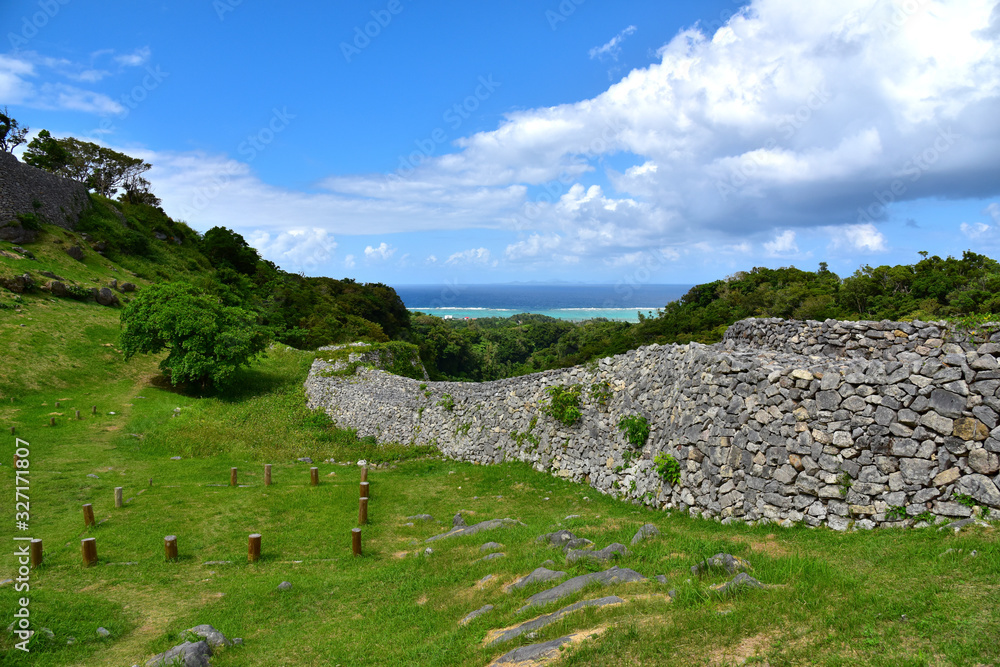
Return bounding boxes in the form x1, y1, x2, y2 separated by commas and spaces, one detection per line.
0, 287, 998, 666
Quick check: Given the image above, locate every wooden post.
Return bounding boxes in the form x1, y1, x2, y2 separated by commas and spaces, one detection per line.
149, 478, 153, 486
75, 409, 80, 420
83, 504, 95, 527
352, 528, 362, 556
230, 467, 237, 487
164, 535, 178, 561
310, 467, 319, 486
9, 426, 14, 436
92, 405, 97, 415
81, 538, 97, 566
248, 533, 261, 563
264, 464, 272, 486
360, 481, 369, 500
30, 539, 42, 567
114, 487, 123, 508
12, 453, 17, 468
49, 416, 55, 426
55, 401, 60, 408
360, 466, 369, 483
359, 497, 368, 525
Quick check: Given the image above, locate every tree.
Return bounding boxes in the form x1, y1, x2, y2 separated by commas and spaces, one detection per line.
119, 282, 270, 388
0, 107, 28, 153
23, 131, 153, 198
202, 227, 261, 275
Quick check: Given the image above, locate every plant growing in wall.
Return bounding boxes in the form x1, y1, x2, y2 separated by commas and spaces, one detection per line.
436, 393, 455, 411
589, 380, 612, 407
618, 414, 650, 447
654, 452, 680, 486
542, 384, 582, 426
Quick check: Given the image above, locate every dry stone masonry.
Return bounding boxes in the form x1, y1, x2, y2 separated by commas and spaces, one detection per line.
0, 151, 90, 240
305, 317, 1000, 529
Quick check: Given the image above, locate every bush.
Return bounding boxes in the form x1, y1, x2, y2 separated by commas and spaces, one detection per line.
618, 414, 650, 447
119, 282, 270, 388
542, 384, 582, 426
654, 452, 680, 485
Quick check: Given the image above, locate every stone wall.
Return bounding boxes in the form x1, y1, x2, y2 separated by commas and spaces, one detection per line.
0, 150, 90, 235
304, 317, 1000, 529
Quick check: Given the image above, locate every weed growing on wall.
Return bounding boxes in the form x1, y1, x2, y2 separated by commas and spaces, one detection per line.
618, 414, 650, 447
654, 452, 680, 485
437, 393, 455, 411
542, 384, 582, 426
589, 380, 612, 407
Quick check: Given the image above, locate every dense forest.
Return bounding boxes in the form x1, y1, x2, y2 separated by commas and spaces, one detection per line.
7, 117, 1000, 386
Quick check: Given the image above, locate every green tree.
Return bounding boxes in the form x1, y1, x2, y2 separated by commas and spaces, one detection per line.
22, 130, 71, 171
23, 132, 153, 197
119, 282, 270, 388
201, 226, 261, 275
0, 107, 28, 153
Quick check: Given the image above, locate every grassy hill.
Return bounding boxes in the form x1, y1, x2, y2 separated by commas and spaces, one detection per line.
1, 231, 999, 666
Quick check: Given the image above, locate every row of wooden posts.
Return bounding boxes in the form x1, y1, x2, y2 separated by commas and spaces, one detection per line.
9, 404, 98, 434
29, 466, 373, 568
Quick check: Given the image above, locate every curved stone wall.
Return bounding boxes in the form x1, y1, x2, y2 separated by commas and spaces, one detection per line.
304, 317, 1000, 529
0, 150, 90, 233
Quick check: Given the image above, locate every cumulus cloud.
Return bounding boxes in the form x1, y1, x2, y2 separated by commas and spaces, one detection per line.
247, 228, 336, 272
589, 25, 637, 61
960, 221, 992, 239
344, 254, 356, 269
764, 230, 798, 256
446, 247, 494, 266
827, 223, 888, 252
114, 47, 151, 67
0, 51, 129, 114
364, 242, 396, 261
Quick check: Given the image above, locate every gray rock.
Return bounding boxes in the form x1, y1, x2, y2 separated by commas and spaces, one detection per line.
488, 596, 624, 645
691, 553, 752, 576
711, 572, 766, 595
562, 537, 594, 552
458, 604, 494, 626
452, 512, 467, 528
97, 627, 111, 638
187, 624, 230, 647
277, 581, 292, 591
406, 514, 434, 522
96, 287, 120, 307
425, 518, 523, 542
145, 640, 212, 667
566, 543, 627, 565
120, 281, 137, 292
536, 529, 576, 547
954, 474, 1000, 507
509, 567, 568, 590
479, 552, 506, 562
492, 635, 577, 665
480, 541, 503, 552
655, 574, 668, 584
65, 245, 85, 261
519, 566, 645, 611
630, 523, 660, 545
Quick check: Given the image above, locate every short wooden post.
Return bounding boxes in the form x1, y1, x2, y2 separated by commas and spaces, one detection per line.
164, 535, 178, 561
360, 481, 369, 500
83, 504, 95, 527
149, 478, 153, 486
9, 426, 14, 436
264, 464, 272, 486
230, 467, 237, 487
49, 416, 55, 426
359, 497, 368, 525
114, 487, 123, 508
310, 467, 319, 486
12, 453, 17, 467
360, 467, 368, 483
92, 405, 97, 415
352, 528, 362, 556
75, 409, 80, 420
248, 533, 261, 563
30, 539, 42, 567
55, 401, 60, 408
81, 538, 97, 566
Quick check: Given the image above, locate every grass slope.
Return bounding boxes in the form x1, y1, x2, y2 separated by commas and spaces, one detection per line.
0, 259, 998, 666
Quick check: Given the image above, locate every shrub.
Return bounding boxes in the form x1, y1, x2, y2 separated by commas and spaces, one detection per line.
654, 452, 680, 485
618, 414, 650, 447
542, 384, 582, 426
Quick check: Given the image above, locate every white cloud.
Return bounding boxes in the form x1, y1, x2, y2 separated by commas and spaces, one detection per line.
114, 47, 151, 67
344, 254, 356, 269
987, 202, 1000, 224
764, 230, 798, 255
426, 255, 438, 264
247, 228, 336, 272
589, 25, 637, 61
828, 223, 888, 252
0, 52, 124, 114
364, 242, 396, 261
505, 234, 562, 261
445, 247, 494, 266
960, 221, 992, 239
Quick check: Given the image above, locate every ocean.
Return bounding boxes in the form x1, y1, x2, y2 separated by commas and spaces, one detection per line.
392, 284, 693, 323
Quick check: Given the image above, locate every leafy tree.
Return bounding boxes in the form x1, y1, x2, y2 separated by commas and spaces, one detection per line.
119, 282, 270, 388
23, 131, 153, 198
0, 107, 28, 153
202, 226, 261, 275
22, 130, 71, 171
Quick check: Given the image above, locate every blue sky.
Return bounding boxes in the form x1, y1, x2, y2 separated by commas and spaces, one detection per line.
3, 0, 1000, 287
